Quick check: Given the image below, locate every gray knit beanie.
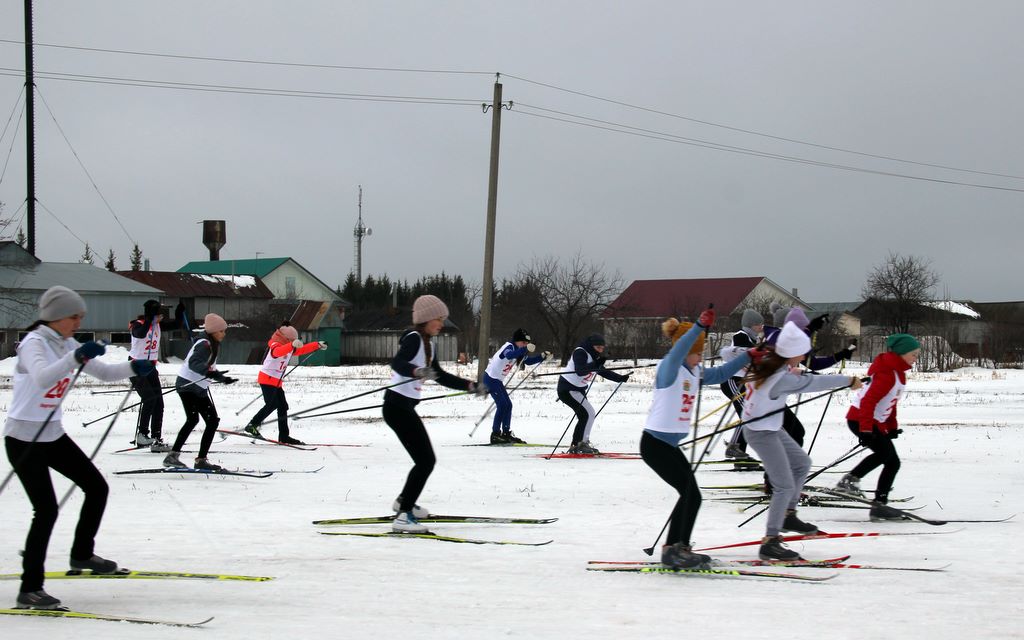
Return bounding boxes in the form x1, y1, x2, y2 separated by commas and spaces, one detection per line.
770, 302, 789, 328
741, 308, 764, 328
412, 295, 449, 325
39, 286, 87, 322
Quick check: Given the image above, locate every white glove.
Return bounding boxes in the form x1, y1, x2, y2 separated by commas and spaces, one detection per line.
292, 339, 303, 349
542, 350, 553, 360
526, 342, 536, 353
318, 341, 328, 351
414, 367, 439, 381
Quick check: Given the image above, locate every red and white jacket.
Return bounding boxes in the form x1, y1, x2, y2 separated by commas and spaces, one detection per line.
846, 351, 912, 434
257, 339, 320, 388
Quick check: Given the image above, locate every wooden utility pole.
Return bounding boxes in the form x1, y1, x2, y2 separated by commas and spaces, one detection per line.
476, 78, 510, 381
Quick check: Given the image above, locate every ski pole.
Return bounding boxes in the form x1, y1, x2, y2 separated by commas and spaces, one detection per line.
468, 360, 544, 438
692, 403, 734, 473
0, 361, 88, 497
735, 443, 865, 528
546, 377, 595, 458
90, 384, 174, 396
82, 375, 216, 427
286, 378, 418, 421
530, 364, 655, 378
293, 389, 475, 422
234, 352, 318, 416
677, 380, 867, 449
57, 388, 134, 509
806, 359, 847, 456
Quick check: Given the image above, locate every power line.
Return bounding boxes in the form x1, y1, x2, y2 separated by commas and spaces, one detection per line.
0, 68, 487, 106
36, 198, 90, 248
504, 73, 1024, 181
0, 85, 24, 146
512, 105, 1024, 194
0, 95, 25, 188
0, 198, 27, 238
35, 86, 137, 245
0, 38, 494, 76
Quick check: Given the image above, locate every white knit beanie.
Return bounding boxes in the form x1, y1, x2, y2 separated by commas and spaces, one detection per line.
775, 321, 811, 358
412, 295, 449, 325
39, 286, 87, 321
203, 313, 228, 333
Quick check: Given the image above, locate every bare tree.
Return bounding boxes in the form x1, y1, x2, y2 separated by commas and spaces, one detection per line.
516, 252, 623, 365
861, 252, 941, 334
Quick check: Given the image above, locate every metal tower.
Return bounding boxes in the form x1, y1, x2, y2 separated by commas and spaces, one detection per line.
352, 185, 371, 281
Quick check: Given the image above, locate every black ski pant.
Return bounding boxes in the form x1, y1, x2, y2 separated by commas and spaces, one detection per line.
5, 435, 108, 593
719, 378, 747, 448
172, 391, 220, 458
382, 391, 436, 511
640, 431, 701, 546
846, 420, 901, 501
557, 385, 596, 445
248, 384, 291, 439
130, 366, 164, 439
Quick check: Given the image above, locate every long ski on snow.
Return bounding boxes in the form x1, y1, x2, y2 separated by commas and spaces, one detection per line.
808, 488, 1015, 525
462, 442, 559, 448
588, 554, 851, 568
586, 565, 836, 582
313, 514, 557, 525
694, 529, 962, 552
217, 429, 317, 450
319, 531, 552, 546
0, 569, 273, 581
529, 452, 641, 460
113, 467, 273, 479
0, 608, 213, 628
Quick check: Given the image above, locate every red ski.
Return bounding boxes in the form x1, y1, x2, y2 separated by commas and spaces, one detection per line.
694, 529, 962, 552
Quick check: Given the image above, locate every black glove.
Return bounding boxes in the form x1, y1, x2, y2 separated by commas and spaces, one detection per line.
888, 429, 903, 440
221, 376, 238, 385
807, 313, 830, 334
74, 341, 106, 364
208, 369, 230, 382
620, 373, 631, 383
833, 348, 854, 361
469, 381, 490, 396
856, 431, 875, 447
175, 302, 186, 318
594, 356, 607, 367
130, 359, 155, 376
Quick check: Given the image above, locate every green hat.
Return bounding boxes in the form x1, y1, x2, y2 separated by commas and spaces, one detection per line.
886, 334, 920, 355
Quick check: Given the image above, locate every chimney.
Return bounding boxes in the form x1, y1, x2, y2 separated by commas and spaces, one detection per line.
143, 258, 150, 271
202, 220, 227, 261
791, 287, 799, 299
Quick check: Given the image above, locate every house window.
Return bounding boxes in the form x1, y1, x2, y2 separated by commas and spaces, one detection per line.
73, 332, 95, 343
285, 277, 297, 299
109, 332, 132, 344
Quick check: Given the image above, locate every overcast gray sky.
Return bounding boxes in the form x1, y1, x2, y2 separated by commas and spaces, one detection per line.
0, 1, 1020, 304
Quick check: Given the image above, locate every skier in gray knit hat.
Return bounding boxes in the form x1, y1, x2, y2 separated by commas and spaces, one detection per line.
718, 308, 764, 461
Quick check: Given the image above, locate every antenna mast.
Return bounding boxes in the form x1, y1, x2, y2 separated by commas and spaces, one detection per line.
352, 185, 371, 281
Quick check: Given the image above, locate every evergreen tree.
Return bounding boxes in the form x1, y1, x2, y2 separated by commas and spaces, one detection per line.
104, 249, 117, 272
129, 243, 144, 271
80, 243, 96, 265
14, 227, 26, 248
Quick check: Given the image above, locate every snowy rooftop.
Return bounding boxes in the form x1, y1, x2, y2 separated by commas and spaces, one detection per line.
925, 300, 981, 319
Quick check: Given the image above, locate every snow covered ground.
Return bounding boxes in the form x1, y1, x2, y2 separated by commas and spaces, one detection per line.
0, 351, 1021, 639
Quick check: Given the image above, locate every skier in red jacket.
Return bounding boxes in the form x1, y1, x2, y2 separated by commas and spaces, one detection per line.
837, 334, 921, 520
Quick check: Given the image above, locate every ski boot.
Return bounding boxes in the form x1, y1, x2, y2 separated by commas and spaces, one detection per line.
392, 511, 429, 533
69, 554, 118, 574
162, 452, 186, 468
758, 535, 802, 561
392, 496, 429, 518
835, 473, 865, 498
781, 509, 819, 534
194, 457, 223, 471
15, 590, 62, 610
661, 542, 712, 569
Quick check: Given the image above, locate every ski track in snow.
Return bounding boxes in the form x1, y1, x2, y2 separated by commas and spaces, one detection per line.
1, 360, 1022, 639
